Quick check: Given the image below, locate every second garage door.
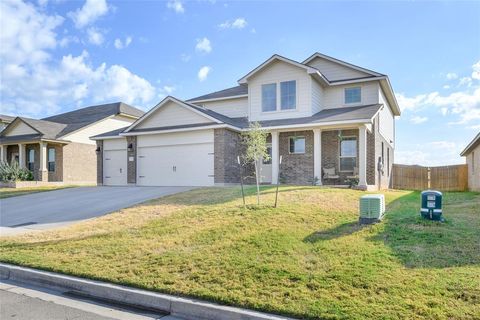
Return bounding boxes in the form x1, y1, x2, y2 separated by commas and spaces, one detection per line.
136, 130, 214, 186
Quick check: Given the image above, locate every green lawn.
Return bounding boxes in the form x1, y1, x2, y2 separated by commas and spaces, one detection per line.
0, 187, 479, 319
0, 185, 77, 199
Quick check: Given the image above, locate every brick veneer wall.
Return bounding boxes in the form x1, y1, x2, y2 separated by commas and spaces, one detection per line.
127, 136, 137, 184
214, 128, 242, 184
47, 144, 63, 182
279, 130, 314, 185
96, 140, 103, 185
62, 142, 97, 183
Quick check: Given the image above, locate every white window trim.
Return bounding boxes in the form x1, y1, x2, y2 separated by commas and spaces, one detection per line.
344, 86, 362, 105
261, 80, 298, 113
289, 136, 305, 154
338, 135, 357, 172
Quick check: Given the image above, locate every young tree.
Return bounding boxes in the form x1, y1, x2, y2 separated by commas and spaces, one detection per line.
242, 122, 270, 205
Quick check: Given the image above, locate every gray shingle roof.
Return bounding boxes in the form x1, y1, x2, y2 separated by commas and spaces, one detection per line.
187, 85, 248, 102
0, 133, 42, 144
460, 132, 480, 156
0, 114, 15, 123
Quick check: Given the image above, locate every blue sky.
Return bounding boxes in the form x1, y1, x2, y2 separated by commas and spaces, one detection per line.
1, 0, 479, 165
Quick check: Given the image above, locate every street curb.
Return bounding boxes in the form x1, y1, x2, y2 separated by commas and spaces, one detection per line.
0, 263, 294, 320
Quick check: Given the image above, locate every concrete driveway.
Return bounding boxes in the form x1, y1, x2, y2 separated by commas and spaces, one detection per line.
0, 186, 193, 235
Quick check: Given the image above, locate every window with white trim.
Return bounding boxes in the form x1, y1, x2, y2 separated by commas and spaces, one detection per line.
262, 83, 277, 112
48, 148, 55, 172
289, 136, 305, 154
280, 80, 296, 110
345, 87, 361, 104
339, 137, 357, 171
28, 149, 35, 171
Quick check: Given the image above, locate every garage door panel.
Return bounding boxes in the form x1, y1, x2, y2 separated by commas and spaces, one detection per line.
137, 141, 214, 187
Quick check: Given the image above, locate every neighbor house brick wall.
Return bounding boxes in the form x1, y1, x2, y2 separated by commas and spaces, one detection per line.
47, 143, 63, 182
62, 142, 97, 183
321, 129, 360, 184
25, 144, 40, 180
96, 140, 103, 185
279, 130, 314, 185
127, 136, 136, 184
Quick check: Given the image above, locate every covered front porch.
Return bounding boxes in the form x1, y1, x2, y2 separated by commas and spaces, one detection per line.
259, 124, 372, 189
0, 140, 65, 182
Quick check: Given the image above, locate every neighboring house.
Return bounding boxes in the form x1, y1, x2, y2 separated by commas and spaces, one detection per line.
460, 132, 480, 191
0, 114, 15, 132
0, 103, 144, 184
93, 52, 401, 190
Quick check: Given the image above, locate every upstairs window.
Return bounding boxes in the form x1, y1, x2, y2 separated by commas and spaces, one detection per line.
48, 148, 55, 172
345, 87, 361, 104
339, 137, 357, 171
289, 136, 305, 154
262, 83, 277, 112
280, 80, 296, 110
28, 149, 35, 171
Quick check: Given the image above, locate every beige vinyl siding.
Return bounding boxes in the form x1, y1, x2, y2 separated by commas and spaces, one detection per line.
3, 121, 38, 136
202, 97, 248, 118
305, 57, 371, 81
378, 88, 395, 147
248, 60, 313, 121
467, 145, 480, 191
311, 80, 324, 114
103, 138, 127, 151
323, 82, 380, 110
136, 101, 212, 130
64, 115, 135, 145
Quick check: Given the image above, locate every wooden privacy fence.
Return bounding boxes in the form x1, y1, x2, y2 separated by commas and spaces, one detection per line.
392, 164, 468, 191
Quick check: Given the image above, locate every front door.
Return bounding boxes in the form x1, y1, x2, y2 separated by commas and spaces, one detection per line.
103, 149, 127, 185
260, 144, 272, 183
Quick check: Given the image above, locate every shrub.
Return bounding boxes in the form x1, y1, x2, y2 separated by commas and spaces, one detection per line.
0, 161, 34, 182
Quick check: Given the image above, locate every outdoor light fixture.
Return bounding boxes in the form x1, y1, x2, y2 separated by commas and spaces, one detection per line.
127, 143, 133, 152
95, 146, 101, 153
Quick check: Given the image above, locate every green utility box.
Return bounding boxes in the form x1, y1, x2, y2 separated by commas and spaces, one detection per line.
359, 194, 385, 224
421, 190, 443, 221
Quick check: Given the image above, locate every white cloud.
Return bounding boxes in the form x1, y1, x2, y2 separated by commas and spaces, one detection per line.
0, 1, 157, 117
459, 77, 472, 87
195, 37, 211, 53
396, 141, 463, 166
114, 36, 132, 49
219, 17, 248, 29
87, 27, 104, 45
446, 72, 458, 80
440, 107, 448, 116
162, 85, 175, 94
443, 85, 450, 89
69, 0, 109, 29
469, 124, 480, 130
166, 0, 184, 13
410, 116, 428, 124
197, 66, 211, 81
472, 61, 480, 80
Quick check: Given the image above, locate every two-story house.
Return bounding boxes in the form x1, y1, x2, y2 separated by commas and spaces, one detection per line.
92, 52, 401, 190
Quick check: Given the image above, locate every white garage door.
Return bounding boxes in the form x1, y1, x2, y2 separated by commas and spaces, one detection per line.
103, 139, 127, 186
136, 130, 214, 187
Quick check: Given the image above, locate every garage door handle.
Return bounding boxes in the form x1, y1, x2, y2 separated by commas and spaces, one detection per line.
173, 166, 176, 172
139, 156, 145, 158
120, 168, 122, 173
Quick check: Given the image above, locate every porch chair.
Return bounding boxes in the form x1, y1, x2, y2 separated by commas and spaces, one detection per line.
323, 167, 340, 184
346, 167, 359, 179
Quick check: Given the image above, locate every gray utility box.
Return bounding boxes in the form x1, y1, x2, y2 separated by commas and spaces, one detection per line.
359, 194, 385, 224
421, 190, 443, 221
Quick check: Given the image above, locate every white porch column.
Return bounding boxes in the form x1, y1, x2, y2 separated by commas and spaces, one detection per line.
313, 129, 322, 185
0, 145, 5, 163
358, 125, 367, 188
39, 142, 48, 181
18, 143, 26, 168
271, 131, 279, 185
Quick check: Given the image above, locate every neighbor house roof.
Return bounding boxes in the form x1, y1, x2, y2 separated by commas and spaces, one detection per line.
0, 114, 15, 123
0, 117, 67, 144
460, 132, 480, 156
0, 102, 144, 143
187, 85, 248, 102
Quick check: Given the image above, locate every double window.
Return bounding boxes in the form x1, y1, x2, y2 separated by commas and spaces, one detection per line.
289, 136, 305, 154
48, 148, 55, 172
28, 149, 35, 171
262, 80, 296, 112
345, 87, 361, 104
339, 137, 357, 171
